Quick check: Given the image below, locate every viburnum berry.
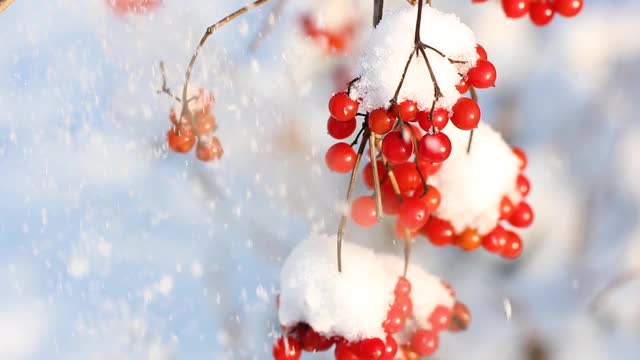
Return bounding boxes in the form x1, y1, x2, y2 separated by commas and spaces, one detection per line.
418, 132, 452, 163
381, 336, 398, 360
351, 196, 378, 227
325, 142, 357, 173
329, 92, 359, 121
393, 294, 413, 318
355, 338, 386, 360
417, 108, 449, 132
449, 302, 471, 332
482, 226, 508, 254
195, 114, 217, 135
499, 196, 515, 220
456, 76, 471, 94
167, 125, 196, 153
273, 336, 302, 360
419, 186, 441, 213
529, 1, 555, 26
382, 131, 413, 164
392, 162, 420, 195
421, 217, 455, 247
394, 100, 418, 122
328, 117, 357, 139
476, 44, 488, 60
383, 307, 406, 334
467, 59, 497, 88
196, 137, 223, 162
417, 158, 442, 176
501, 0, 530, 19
508, 201, 534, 228
381, 185, 402, 215
301, 328, 334, 352
456, 228, 482, 251
401, 347, 420, 360
368, 108, 395, 135
554, 0, 583, 17
398, 198, 430, 231
516, 174, 531, 196
410, 329, 439, 356
363, 160, 387, 189
335, 341, 360, 360
429, 305, 452, 332
394, 276, 412, 297
502, 231, 523, 259
512, 147, 528, 170
451, 97, 481, 130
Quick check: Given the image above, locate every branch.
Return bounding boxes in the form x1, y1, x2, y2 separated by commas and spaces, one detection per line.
157, 61, 181, 102
373, 0, 384, 27
467, 86, 478, 154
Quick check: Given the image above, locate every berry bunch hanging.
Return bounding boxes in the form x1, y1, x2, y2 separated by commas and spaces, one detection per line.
472, 0, 584, 26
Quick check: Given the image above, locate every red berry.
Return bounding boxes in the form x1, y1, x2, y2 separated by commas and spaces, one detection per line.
419, 186, 441, 213
395, 100, 418, 122
167, 125, 196, 153
516, 174, 531, 196
381, 185, 402, 215
417, 109, 448, 132
554, 0, 583, 17
393, 294, 413, 318
395, 277, 412, 297
328, 117, 357, 139
499, 196, 515, 220
417, 158, 442, 176
451, 97, 481, 130
401, 347, 420, 360
429, 305, 452, 332
329, 92, 359, 121
398, 198, 430, 230
502, 231, 523, 259
355, 338, 386, 360
325, 142, 357, 173
418, 132, 452, 163
508, 201, 534, 228
351, 196, 378, 227
382, 131, 413, 164
501, 0, 530, 18
196, 137, 224, 161
392, 162, 420, 195
512, 147, 528, 170
456, 76, 470, 94
196, 114, 217, 135
273, 336, 302, 360
421, 217, 455, 247
368, 108, 395, 135
335, 341, 360, 360
467, 60, 497, 89
383, 307, 406, 334
410, 329, 439, 356
529, 1, 555, 26
363, 160, 387, 189
482, 226, 508, 254
301, 328, 333, 352
381, 336, 398, 360
476, 44, 488, 60
449, 302, 471, 332
456, 228, 482, 251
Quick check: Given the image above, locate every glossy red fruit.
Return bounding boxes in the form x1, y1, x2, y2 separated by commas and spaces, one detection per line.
418, 132, 452, 163
482, 226, 508, 254
417, 158, 442, 176
196, 114, 217, 135
328, 117, 357, 139
363, 160, 387, 189
393, 294, 413, 318
401, 347, 420, 360
410, 329, 439, 356
456, 228, 482, 251
301, 328, 334, 352
329, 92, 359, 121
335, 341, 360, 360
417, 108, 448, 132
398, 198, 430, 230
351, 196, 378, 227
451, 97, 481, 130
554, 0, 583, 17
392, 162, 420, 195
383, 307, 406, 334
395, 276, 412, 297
381, 336, 398, 360
467, 60, 497, 89
273, 336, 302, 360
355, 338, 386, 360
381, 185, 402, 215
421, 217, 455, 247
368, 108, 395, 135
530, 1, 555, 26
516, 174, 531, 196
419, 186, 441, 212
326, 143, 357, 173
429, 305, 452, 332
395, 100, 418, 122
456, 76, 470, 94
499, 196, 515, 220
449, 302, 471, 332
476, 44, 488, 60
512, 147, 528, 170
382, 131, 413, 164
167, 125, 196, 153
502, 231, 523, 259
501, 0, 530, 18
508, 201, 534, 228
196, 137, 223, 161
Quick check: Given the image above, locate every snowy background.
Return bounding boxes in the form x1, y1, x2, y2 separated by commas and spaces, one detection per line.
1, 0, 639, 359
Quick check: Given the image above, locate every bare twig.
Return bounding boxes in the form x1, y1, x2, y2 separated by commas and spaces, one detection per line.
157, 61, 181, 102
467, 86, 478, 154
369, 132, 384, 221
373, 0, 384, 27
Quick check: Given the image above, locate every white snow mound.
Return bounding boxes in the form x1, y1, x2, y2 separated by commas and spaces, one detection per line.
350, 6, 478, 112
429, 122, 521, 235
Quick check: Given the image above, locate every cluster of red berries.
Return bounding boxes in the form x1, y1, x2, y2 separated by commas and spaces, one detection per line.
421, 147, 533, 259
106, 0, 160, 15
456, 44, 496, 95
473, 0, 583, 26
166, 89, 223, 162
302, 15, 355, 54
273, 278, 471, 360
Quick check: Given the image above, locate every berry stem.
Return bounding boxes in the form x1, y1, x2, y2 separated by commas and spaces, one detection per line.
391, 51, 415, 104
414, 0, 424, 44
403, 234, 412, 277
337, 127, 372, 273
373, 0, 384, 27
248, 0, 288, 52
180, 0, 272, 119
369, 132, 384, 221
466, 86, 478, 154
418, 46, 443, 99
157, 61, 181, 102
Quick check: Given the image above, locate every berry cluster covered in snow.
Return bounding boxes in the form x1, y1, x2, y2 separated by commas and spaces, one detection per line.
472, 0, 584, 26
274, 235, 470, 360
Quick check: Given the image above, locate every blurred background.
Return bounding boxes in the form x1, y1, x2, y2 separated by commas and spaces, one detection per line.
0, 0, 639, 359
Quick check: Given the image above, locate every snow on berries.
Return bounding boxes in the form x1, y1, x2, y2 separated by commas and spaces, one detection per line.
275, 235, 469, 359
472, 0, 584, 26
166, 88, 223, 162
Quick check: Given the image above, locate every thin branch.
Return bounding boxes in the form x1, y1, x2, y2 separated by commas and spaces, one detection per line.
157, 61, 181, 102
391, 51, 415, 104
373, 0, 384, 27
467, 86, 478, 154
369, 132, 384, 221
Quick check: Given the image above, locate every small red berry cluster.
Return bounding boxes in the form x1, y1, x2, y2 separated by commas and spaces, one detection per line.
422, 147, 533, 259
166, 89, 223, 162
302, 15, 355, 55
106, 0, 160, 15
473, 0, 583, 26
273, 278, 471, 360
